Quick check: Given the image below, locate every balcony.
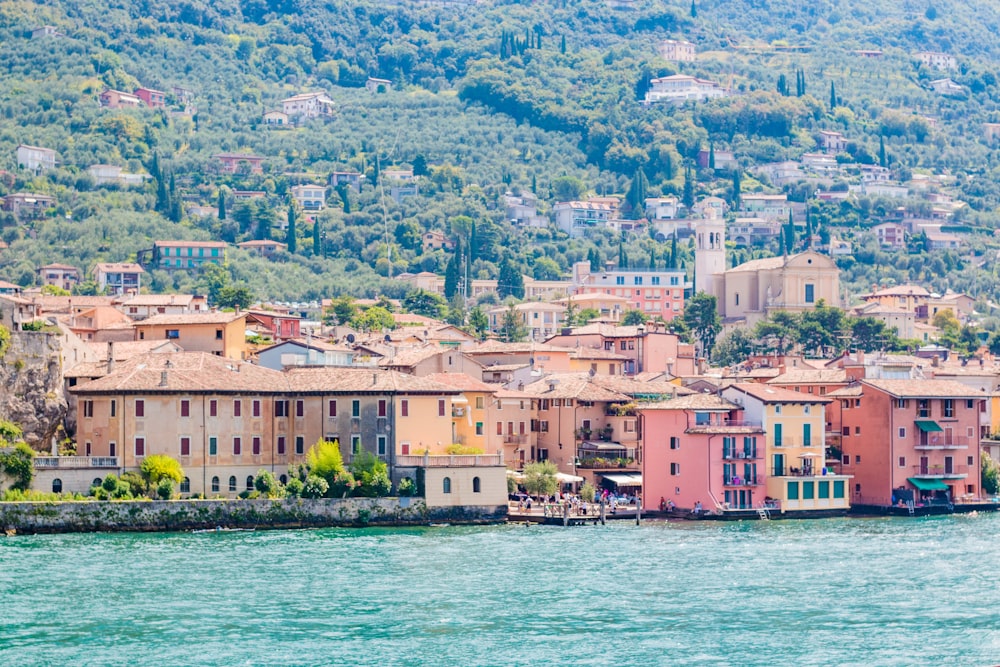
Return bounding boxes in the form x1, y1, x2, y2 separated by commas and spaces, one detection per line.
723, 475, 762, 486
34, 456, 119, 469
576, 456, 638, 470
722, 449, 760, 460
770, 467, 822, 477
915, 436, 971, 450
503, 434, 529, 445
912, 464, 969, 479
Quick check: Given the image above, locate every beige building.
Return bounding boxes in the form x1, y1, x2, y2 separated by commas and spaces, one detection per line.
133, 312, 248, 360
719, 251, 840, 324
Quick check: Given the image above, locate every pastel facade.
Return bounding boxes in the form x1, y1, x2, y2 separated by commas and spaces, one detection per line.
487, 302, 567, 341
572, 262, 686, 320
134, 88, 166, 108
98, 89, 142, 109
281, 92, 336, 120
16, 144, 57, 172
644, 75, 728, 104
153, 241, 227, 269
38, 263, 81, 291
657, 39, 696, 62
212, 154, 265, 175
92, 262, 144, 296
134, 312, 247, 360
291, 184, 327, 212
836, 380, 982, 506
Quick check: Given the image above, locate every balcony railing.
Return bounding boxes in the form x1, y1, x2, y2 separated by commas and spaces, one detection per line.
395, 454, 504, 467
503, 434, 529, 445
34, 456, 119, 469
576, 456, 637, 470
912, 464, 969, 478
915, 436, 971, 450
722, 449, 760, 460
723, 475, 762, 486
770, 467, 822, 477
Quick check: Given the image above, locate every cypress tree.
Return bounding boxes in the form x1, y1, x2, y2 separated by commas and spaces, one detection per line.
560, 34, 566, 54
690, 0, 697, 17
708, 143, 716, 169
286, 202, 297, 253
879, 135, 887, 167
444, 245, 461, 299
313, 220, 321, 256
218, 190, 226, 220
732, 169, 742, 209
682, 167, 694, 208
829, 80, 837, 109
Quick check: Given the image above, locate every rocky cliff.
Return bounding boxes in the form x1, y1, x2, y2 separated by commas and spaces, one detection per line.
0, 330, 67, 451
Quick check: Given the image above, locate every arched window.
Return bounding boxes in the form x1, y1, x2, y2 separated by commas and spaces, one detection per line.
211, 476, 220, 493
92, 478, 102, 488
473, 476, 481, 493
52, 478, 63, 493
246, 475, 254, 491
442, 477, 452, 494
279, 475, 288, 485
180, 477, 190, 494
229, 476, 237, 492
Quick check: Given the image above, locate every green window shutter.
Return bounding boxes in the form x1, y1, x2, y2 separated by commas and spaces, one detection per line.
209, 437, 217, 456
774, 423, 783, 446
803, 423, 811, 447
803, 481, 814, 499
833, 480, 845, 498
818, 481, 829, 499
787, 481, 799, 500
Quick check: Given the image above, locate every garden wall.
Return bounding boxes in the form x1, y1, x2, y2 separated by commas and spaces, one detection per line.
0, 497, 507, 534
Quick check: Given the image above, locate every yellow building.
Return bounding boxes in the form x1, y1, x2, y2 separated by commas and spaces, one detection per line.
134, 312, 248, 360
723, 383, 850, 513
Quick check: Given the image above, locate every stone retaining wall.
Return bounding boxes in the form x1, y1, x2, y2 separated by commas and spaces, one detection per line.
0, 497, 507, 534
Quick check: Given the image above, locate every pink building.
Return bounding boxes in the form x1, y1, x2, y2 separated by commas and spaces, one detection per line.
835, 379, 983, 507
134, 88, 166, 108
246, 310, 301, 341
212, 153, 265, 175
640, 394, 764, 512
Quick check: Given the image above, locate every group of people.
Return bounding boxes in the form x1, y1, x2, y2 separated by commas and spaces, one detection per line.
513, 489, 639, 516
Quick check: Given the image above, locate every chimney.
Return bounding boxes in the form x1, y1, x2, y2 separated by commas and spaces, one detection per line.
159, 370, 168, 387
107, 341, 115, 373
931, 355, 940, 367
373, 373, 378, 386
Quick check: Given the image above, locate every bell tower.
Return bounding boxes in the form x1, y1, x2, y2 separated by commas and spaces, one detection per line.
694, 214, 725, 301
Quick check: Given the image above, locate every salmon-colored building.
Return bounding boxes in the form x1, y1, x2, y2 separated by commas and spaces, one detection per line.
134, 311, 247, 360
834, 379, 984, 506
544, 323, 696, 377
640, 394, 764, 513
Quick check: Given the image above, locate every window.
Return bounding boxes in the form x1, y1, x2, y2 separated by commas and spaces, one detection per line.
135, 399, 144, 418
377, 435, 387, 457
296, 436, 304, 455
252, 400, 261, 418
276, 400, 288, 417
52, 479, 62, 493
233, 437, 242, 456
917, 399, 929, 418
787, 481, 799, 500
443, 477, 452, 494
233, 400, 241, 417
944, 399, 954, 418
842, 455, 849, 465
329, 400, 338, 417
246, 476, 254, 491
109, 442, 116, 457
401, 442, 410, 456
180, 437, 191, 457
855, 399, 861, 408
899, 456, 906, 468
967, 399, 975, 409
85, 442, 91, 456
670, 437, 680, 450
968, 456, 975, 466
400, 399, 408, 417
898, 427, 906, 438
775, 405, 782, 415
774, 424, 783, 447
135, 437, 145, 457
295, 400, 304, 418
834, 480, 845, 499
180, 477, 190, 494
209, 437, 217, 456
210, 400, 217, 417
670, 463, 680, 475
215, 329, 223, 340
818, 481, 830, 499
473, 477, 481, 493
252, 437, 261, 455
211, 477, 220, 493
540, 421, 549, 432
803, 424, 812, 447
229, 476, 237, 492
842, 426, 850, 436
802, 481, 814, 500
896, 399, 908, 409
476, 397, 484, 409
476, 422, 483, 436
166, 329, 180, 339
805, 284, 815, 303
496, 422, 503, 436
352, 400, 360, 418
83, 400, 94, 418
378, 399, 387, 417
855, 455, 861, 463
277, 436, 286, 455
351, 435, 361, 454
181, 399, 190, 417
110, 400, 116, 418
438, 399, 446, 417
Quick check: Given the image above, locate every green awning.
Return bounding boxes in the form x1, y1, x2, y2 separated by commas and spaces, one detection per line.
908, 477, 949, 491
915, 420, 943, 433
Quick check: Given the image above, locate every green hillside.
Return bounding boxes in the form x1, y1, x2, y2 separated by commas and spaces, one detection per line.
0, 0, 998, 308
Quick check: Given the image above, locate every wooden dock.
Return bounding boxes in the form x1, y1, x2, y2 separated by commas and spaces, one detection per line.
508, 503, 642, 526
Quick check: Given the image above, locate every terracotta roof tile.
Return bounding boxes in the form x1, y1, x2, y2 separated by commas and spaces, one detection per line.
134, 312, 245, 326
727, 382, 831, 403
284, 367, 460, 394
71, 353, 285, 393
862, 379, 986, 398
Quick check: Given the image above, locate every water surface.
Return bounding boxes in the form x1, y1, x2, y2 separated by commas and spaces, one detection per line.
2, 515, 999, 665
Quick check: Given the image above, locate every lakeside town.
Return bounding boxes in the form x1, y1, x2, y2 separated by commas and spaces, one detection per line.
1, 226, 998, 522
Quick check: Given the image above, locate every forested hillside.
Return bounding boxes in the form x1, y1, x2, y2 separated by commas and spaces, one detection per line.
2, 0, 1000, 310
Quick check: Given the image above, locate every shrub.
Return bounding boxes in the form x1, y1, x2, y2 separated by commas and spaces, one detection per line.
445, 444, 485, 455
0, 442, 34, 491
92, 473, 133, 500
397, 476, 416, 497
156, 478, 174, 500
141, 455, 184, 487
254, 469, 285, 498
580, 481, 596, 503
120, 471, 148, 497
285, 477, 304, 497
329, 470, 358, 498
349, 450, 391, 497
301, 474, 329, 499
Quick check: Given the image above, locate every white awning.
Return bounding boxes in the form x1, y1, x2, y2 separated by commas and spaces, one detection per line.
556, 472, 584, 483
451, 397, 469, 404
601, 473, 642, 486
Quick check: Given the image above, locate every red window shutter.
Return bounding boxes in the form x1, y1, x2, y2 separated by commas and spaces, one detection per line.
277, 437, 285, 455
135, 438, 145, 456
438, 399, 445, 417
401, 400, 408, 417
210, 400, 217, 417
180, 437, 190, 456
329, 400, 337, 417
181, 400, 190, 417
253, 400, 261, 418
296, 400, 304, 418
233, 437, 241, 455
136, 400, 145, 418
378, 400, 386, 417
253, 437, 261, 455
234, 400, 241, 417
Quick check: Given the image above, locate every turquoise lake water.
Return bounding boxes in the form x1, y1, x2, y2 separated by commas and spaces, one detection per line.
2, 515, 999, 666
